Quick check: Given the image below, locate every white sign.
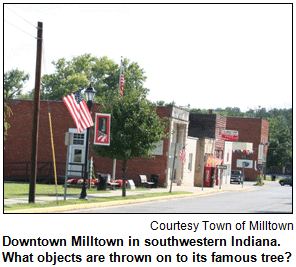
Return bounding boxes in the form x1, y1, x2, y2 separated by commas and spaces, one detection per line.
152, 141, 164, 155
127, 180, 136, 189
222, 130, 239, 141
65, 132, 74, 146
237, 159, 253, 169
258, 144, 264, 164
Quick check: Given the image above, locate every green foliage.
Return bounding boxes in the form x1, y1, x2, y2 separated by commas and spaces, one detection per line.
256, 175, 264, 185
189, 106, 292, 170
92, 90, 169, 197
92, 91, 168, 161
154, 100, 176, 106
4, 69, 30, 99
4, 102, 12, 143
189, 108, 209, 114
18, 91, 34, 100
40, 54, 148, 102
267, 115, 292, 170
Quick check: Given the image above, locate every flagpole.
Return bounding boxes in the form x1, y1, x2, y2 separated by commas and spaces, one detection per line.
112, 56, 123, 181
119, 56, 123, 87
48, 112, 58, 204
119, 56, 124, 99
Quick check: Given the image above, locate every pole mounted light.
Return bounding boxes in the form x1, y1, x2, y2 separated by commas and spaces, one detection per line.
84, 83, 96, 102
79, 83, 96, 200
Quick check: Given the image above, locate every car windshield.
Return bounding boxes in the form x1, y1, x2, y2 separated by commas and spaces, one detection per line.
231, 171, 240, 175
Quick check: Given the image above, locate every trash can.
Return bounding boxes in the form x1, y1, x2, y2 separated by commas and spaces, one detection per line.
97, 174, 108, 190
151, 174, 159, 188
271, 174, 276, 181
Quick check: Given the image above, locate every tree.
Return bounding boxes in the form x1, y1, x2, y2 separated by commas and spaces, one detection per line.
155, 100, 176, 106
92, 91, 168, 197
4, 102, 12, 145
41, 54, 148, 102
190, 108, 209, 114
4, 69, 29, 99
267, 115, 292, 172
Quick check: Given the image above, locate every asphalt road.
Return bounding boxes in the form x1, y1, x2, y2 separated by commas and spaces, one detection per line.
63, 181, 293, 214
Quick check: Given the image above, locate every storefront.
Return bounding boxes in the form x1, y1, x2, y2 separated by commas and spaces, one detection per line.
203, 156, 223, 187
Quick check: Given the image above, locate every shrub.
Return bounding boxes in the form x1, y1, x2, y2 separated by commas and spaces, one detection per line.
257, 175, 264, 185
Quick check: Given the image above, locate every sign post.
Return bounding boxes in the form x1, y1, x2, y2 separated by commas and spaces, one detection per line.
242, 161, 250, 188
217, 165, 227, 189
64, 132, 74, 200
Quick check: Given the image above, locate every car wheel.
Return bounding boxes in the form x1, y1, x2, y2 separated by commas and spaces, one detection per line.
280, 181, 284, 186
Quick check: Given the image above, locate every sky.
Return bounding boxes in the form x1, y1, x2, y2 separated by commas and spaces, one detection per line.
3, 3, 293, 111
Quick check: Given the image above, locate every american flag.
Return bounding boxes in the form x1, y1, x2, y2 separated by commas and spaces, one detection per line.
120, 72, 125, 98
62, 89, 93, 133
180, 146, 186, 165
119, 58, 124, 98
98, 131, 107, 143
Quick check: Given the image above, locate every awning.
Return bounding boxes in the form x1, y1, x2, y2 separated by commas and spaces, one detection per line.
205, 156, 223, 167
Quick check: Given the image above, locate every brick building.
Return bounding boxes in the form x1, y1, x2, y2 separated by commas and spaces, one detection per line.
188, 112, 227, 186
226, 117, 269, 181
4, 99, 191, 187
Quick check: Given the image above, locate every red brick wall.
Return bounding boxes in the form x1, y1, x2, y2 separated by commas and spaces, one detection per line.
4, 100, 71, 164
226, 117, 269, 180
261, 119, 270, 156
90, 105, 171, 186
215, 115, 226, 151
4, 100, 171, 186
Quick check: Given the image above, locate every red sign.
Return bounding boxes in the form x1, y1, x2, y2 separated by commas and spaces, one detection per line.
94, 113, 111, 146
221, 130, 238, 141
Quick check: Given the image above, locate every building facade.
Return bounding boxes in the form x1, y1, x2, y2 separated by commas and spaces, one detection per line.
226, 117, 269, 181
4, 100, 192, 187
188, 112, 227, 187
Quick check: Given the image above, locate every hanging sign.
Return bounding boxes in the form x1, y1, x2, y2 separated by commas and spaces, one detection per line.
221, 130, 239, 141
94, 113, 111, 146
205, 156, 223, 167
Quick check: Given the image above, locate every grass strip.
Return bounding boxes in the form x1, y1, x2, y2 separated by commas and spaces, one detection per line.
4, 182, 150, 199
4, 191, 192, 212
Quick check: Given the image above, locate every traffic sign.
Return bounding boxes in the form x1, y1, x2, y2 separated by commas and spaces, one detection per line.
217, 165, 227, 169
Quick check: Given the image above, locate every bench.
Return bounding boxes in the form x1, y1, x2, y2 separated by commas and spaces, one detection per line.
106, 174, 120, 190
97, 173, 120, 190
139, 175, 154, 188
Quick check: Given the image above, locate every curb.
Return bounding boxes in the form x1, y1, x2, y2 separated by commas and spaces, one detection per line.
4, 187, 254, 213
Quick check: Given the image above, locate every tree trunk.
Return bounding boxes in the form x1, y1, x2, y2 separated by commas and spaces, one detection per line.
122, 160, 127, 197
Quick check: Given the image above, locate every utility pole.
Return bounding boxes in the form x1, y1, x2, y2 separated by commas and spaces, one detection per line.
29, 21, 43, 203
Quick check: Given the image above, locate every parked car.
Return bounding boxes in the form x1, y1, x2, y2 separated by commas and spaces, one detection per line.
231, 170, 244, 184
279, 177, 292, 186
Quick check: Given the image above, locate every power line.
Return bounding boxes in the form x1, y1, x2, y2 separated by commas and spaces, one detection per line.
42, 38, 48, 76
4, 5, 38, 29
4, 19, 41, 39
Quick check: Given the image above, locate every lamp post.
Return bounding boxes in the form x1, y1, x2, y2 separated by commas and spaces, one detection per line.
80, 83, 96, 200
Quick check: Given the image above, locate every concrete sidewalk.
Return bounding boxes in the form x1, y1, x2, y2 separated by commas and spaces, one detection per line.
4, 182, 256, 213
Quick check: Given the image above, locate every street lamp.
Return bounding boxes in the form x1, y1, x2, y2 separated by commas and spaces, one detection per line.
80, 83, 96, 200
84, 83, 96, 102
